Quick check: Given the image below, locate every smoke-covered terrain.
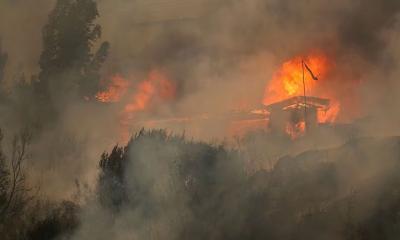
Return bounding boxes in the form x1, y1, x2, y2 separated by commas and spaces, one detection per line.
1, 0, 400, 239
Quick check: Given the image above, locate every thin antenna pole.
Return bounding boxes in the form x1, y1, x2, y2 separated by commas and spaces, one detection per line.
302, 60, 307, 131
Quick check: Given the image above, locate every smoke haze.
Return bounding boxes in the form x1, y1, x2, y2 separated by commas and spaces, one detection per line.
1, 1, 400, 239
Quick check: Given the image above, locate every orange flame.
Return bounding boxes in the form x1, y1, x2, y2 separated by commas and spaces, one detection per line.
286, 121, 306, 140
264, 52, 341, 123
263, 53, 330, 105
263, 52, 341, 138
317, 101, 340, 123
95, 70, 176, 142
123, 70, 175, 113
120, 70, 176, 141
96, 75, 130, 103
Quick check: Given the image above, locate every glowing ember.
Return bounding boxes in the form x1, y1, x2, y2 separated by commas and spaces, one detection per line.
286, 121, 306, 140
317, 101, 340, 123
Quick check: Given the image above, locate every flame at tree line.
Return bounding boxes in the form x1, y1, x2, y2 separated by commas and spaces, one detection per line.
121, 70, 176, 141
96, 75, 130, 103
95, 51, 348, 141
96, 70, 176, 141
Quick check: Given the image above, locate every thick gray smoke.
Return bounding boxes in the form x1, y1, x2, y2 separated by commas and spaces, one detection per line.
0, 0, 400, 223
2, 0, 400, 127
93, 0, 400, 136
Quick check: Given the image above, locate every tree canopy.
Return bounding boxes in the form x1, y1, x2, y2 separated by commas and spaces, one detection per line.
37, 0, 109, 99
0, 40, 7, 85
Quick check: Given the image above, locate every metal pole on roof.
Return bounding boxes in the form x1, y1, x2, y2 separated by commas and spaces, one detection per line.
302, 60, 307, 131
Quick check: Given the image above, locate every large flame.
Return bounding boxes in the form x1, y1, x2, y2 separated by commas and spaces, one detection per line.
122, 70, 176, 141
286, 121, 306, 140
96, 75, 130, 103
263, 53, 330, 105
263, 52, 341, 123
263, 52, 341, 138
317, 101, 340, 123
95, 70, 176, 142
123, 70, 175, 118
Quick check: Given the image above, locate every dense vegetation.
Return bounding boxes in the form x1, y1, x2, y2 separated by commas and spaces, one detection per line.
91, 131, 400, 240
1, 127, 400, 239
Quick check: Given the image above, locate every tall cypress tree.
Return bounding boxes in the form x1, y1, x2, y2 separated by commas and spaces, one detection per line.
0, 39, 7, 85
37, 0, 109, 100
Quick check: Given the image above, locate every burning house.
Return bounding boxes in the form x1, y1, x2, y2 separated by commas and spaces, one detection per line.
261, 52, 340, 138
266, 96, 330, 138
94, 51, 341, 141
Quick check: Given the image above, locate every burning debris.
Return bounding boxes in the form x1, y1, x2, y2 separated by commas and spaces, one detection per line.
266, 96, 330, 139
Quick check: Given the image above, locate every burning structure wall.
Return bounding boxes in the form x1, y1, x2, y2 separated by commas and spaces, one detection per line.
266, 96, 330, 138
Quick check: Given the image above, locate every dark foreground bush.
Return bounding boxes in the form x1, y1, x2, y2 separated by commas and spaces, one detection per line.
96, 131, 400, 240
27, 201, 79, 240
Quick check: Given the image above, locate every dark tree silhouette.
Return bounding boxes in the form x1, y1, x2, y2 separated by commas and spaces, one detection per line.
97, 129, 246, 239
27, 201, 79, 240
0, 39, 7, 86
0, 129, 32, 220
98, 144, 128, 210
0, 130, 9, 216
36, 0, 109, 100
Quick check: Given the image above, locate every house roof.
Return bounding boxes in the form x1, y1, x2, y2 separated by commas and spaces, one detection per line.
265, 96, 330, 112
